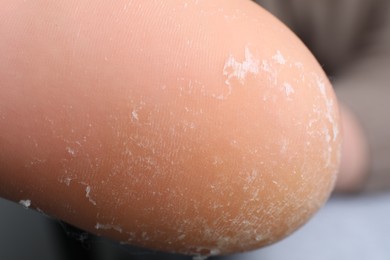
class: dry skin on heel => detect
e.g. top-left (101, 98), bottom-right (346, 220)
top-left (0, 0), bottom-right (341, 256)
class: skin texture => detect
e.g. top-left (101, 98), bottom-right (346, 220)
top-left (0, 0), bottom-right (341, 256)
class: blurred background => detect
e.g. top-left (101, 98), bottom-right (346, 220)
top-left (1, 0), bottom-right (389, 259)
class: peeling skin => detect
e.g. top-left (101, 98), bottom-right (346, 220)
top-left (221, 46), bottom-right (260, 99)
top-left (315, 75), bottom-right (339, 142)
top-left (84, 186), bottom-right (96, 205)
top-left (192, 248), bottom-right (221, 260)
top-left (78, 182), bottom-right (97, 206)
top-left (302, 71), bottom-right (340, 174)
top-left (66, 146), bottom-right (76, 156)
top-left (61, 54), bottom-right (340, 254)
top-left (131, 110), bottom-right (139, 121)
top-left (0, 0), bottom-right (341, 256)
top-left (63, 177), bottom-right (73, 186)
top-left (19, 199), bottom-right (31, 208)
top-left (59, 177), bottom-right (98, 205)
top-left (224, 46), bottom-right (260, 85)
top-left (272, 50), bottom-right (286, 65)
top-left (282, 82), bottom-right (294, 97)
top-left (222, 48), bottom-right (293, 102)
top-left (95, 223), bottom-right (123, 233)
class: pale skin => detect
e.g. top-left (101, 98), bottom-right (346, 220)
top-left (0, 0), bottom-right (367, 256)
